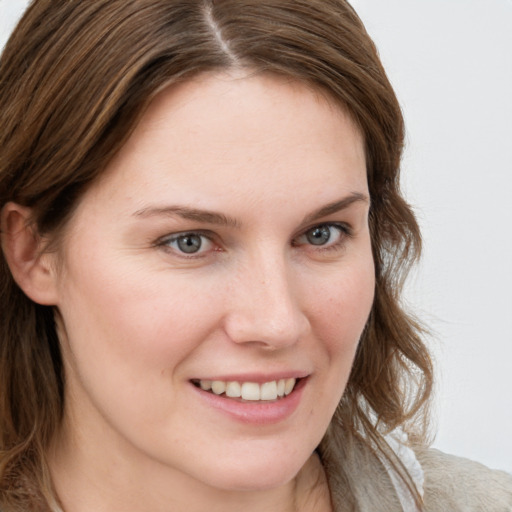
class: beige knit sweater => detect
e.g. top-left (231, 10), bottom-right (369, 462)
top-left (419, 448), bottom-right (512, 511)
top-left (322, 441), bottom-right (512, 511)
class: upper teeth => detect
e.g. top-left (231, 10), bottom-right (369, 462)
top-left (199, 378), bottom-right (296, 401)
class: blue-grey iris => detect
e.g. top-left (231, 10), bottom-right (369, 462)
top-left (177, 234), bottom-right (202, 253)
top-left (306, 226), bottom-right (331, 245)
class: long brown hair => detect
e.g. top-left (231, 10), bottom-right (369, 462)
top-left (0, 1), bottom-right (433, 510)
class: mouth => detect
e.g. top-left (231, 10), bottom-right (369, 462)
top-left (191, 378), bottom-right (300, 402)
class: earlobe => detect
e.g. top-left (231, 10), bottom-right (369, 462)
top-left (0, 202), bottom-right (59, 305)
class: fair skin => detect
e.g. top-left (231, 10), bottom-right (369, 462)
top-left (3, 72), bottom-right (374, 512)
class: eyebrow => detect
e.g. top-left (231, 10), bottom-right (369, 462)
top-left (133, 205), bottom-right (240, 228)
top-left (133, 192), bottom-right (369, 228)
top-left (301, 192), bottom-right (369, 224)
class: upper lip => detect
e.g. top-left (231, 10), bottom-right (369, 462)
top-left (191, 371), bottom-right (310, 383)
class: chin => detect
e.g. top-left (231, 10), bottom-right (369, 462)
top-left (206, 465), bottom-right (300, 492)
top-left (190, 444), bottom-right (313, 492)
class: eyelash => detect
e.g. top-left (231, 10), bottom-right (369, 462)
top-left (156, 223), bottom-right (352, 258)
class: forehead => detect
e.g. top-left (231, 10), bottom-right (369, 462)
top-left (70, 71), bottom-right (367, 227)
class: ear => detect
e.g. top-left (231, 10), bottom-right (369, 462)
top-left (0, 202), bottom-right (59, 305)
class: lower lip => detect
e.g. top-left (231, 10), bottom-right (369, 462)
top-left (190, 379), bottom-right (307, 425)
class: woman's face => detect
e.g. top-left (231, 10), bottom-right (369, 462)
top-left (51, 73), bottom-right (374, 492)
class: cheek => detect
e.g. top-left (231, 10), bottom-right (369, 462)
top-left (306, 252), bottom-right (375, 396)
top-left (309, 256), bottom-right (375, 346)
top-left (55, 258), bottom-right (230, 436)
top-left (56, 253), bottom-right (225, 377)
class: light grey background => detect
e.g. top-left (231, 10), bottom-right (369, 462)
top-left (350, 0), bottom-right (512, 473)
top-left (2, 0), bottom-right (511, 473)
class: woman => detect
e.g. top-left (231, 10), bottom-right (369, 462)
top-left (0, 1), bottom-right (510, 511)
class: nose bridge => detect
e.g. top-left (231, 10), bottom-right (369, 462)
top-left (225, 246), bottom-right (309, 348)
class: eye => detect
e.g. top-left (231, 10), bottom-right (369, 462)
top-left (159, 232), bottom-right (214, 256)
top-left (293, 223), bottom-right (349, 249)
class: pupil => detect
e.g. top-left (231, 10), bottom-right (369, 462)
top-left (177, 235), bottom-right (202, 253)
top-left (307, 226), bottom-right (331, 246)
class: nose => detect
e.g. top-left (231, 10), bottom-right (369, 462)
top-left (223, 252), bottom-right (311, 350)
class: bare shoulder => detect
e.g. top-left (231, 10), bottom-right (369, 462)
top-left (416, 448), bottom-right (512, 511)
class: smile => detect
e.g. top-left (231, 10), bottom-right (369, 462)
top-left (192, 378), bottom-right (298, 401)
